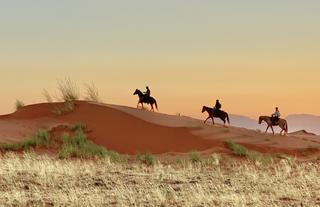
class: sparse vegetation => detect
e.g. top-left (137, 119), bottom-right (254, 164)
top-left (225, 140), bottom-right (248, 156)
top-left (57, 78), bottom-right (80, 102)
top-left (206, 153), bottom-right (220, 165)
top-left (0, 153), bottom-right (318, 206)
top-left (137, 153), bottom-right (156, 166)
top-left (84, 82), bottom-right (100, 102)
top-left (71, 122), bottom-right (87, 132)
top-left (0, 129), bottom-right (50, 151)
top-left (15, 100), bottom-right (25, 111)
top-left (53, 101), bottom-right (75, 115)
top-left (42, 89), bottom-right (53, 102)
top-left (58, 130), bottom-right (107, 159)
top-left (225, 140), bottom-right (273, 165)
top-left (189, 151), bottom-right (201, 163)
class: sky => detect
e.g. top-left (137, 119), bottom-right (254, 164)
top-left (0, 0), bottom-right (320, 119)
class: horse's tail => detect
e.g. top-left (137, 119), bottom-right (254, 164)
top-left (154, 100), bottom-right (158, 111)
top-left (285, 121), bottom-right (288, 133)
top-left (226, 113), bottom-right (230, 124)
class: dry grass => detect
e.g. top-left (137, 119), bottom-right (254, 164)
top-left (52, 101), bottom-right (75, 115)
top-left (42, 89), bottom-right (53, 103)
top-left (0, 153), bottom-right (318, 206)
top-left (15, 100), bottom-right (25, 111)
top-left (57, 78), bottom-right (80, 102)
top-left (84, 82), bottom-right (100, 102)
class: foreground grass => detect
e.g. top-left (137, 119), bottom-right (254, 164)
top-left (0, 153), bottom-right (318, 206)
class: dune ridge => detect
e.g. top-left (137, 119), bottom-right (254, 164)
top-left (0, 101), bottom-right (319, 157)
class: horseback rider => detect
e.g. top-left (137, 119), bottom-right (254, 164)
top-left (271, 107), bottom-right (281, 125)
top-left (144, 86), bottom-right (151, 97)
top-left (213, 99), bottom-right (222, 114)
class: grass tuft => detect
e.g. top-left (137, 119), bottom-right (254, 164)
top-left (84, 82), bottom-right (100, 102)
top-left (58, 130), bottom-right (107, 159)
top-left (225, 140), bottom-right (248, 156)
top-left (53, 101), bottom-right (75, 115)
top-left (137, 153), bottom-right (156, 166)
top-left (43, 89), bottom-right (53, 103)
top-left (15, 100), bottom-right (25, 111)
top-left (189, 151), bottom-right (202, 163)
top-left (71, 122), bottom-right (87, 132)
top-left (225, 140), bottom-right (273, 165)
top-left (57, 78), bottom-right (80, 102)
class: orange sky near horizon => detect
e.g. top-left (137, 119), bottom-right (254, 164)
top-left (0, 1), bottom-right (320, 119)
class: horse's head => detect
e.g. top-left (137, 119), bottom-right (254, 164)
top-left (133, 89), bottom-right (139, 95)
top-left (258, 116), bottom-right (263, 124)
top-left (201, 106), bottom-right (206, 113)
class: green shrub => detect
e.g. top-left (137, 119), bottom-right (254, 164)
top-left (225, 140), bottom-right (273, 165)
top-left (0, 129), bottom-right (50, 151)
top-left (58, 130), bottom-right (107, 159)
top-left (137, 153), bottom-right (156, 166)
top-left (189, 151), bottom-right (201, 163)
top-left (225, 140), bottom-right (248, 156)
top-left (71, 122), bottom-right (87, 132)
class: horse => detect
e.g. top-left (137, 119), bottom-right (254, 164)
top-left (201, 106), bottom-right (230, 125)
top-left (258, 116), bottom-right (288, 135)
top-left (133, 89), bottom-right (158, 111)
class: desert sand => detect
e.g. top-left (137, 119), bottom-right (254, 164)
top-left (0, 101), bottom-right (319, 157)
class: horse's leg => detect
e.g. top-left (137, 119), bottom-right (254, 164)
top-left (204, 117), bottom-right (210, 124)
top-left (211, 117), bottom-right (215, 125)
top-left (271, 126), bottom-right (275, 135)
top-left (280, 129), bottom-right (283, 135)
top-left (151, 104), bottom-right (154, 112)
top-left (265, 126), bottom-right (269, 133)
top-left (221, 117), bottom-right (226, 125)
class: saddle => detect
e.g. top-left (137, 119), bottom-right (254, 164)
top-left (212, 109), bottom-right (221, 116)
top-left (271, 117), bottom-right (280, 125)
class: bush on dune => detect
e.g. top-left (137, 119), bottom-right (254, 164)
top-left (57, 78), bottom-right (80, 102)
top-left (15, 100), bottom-right (25, 111)
top-left (0, 129), bottom-right (50, 151)
top-left (84, 82), bottom-right (100, 102)
top-left (225, 140), bottom-right (248, 156)
top-left (58, 130), bottom-right (107, 159)
top-left (53, 101), bottom-right (75, 115)
top-left (225, 140), bottom-right (273, 165)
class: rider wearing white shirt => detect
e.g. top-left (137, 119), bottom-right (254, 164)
top-left (271, 107), bottom-right (281, 124)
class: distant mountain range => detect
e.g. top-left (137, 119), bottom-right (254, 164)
top-left (214, 114), bottom-right (320, 135)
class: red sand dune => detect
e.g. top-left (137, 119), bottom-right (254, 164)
top-left (0, 101), bottom-right (319, 157)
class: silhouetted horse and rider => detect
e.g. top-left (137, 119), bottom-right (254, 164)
top-left (259, 107), bottom-right (288, 135)
top-left (132, 88), bottom-right (288, 135)
top-left (202, 100), bottom-right (230, 125)
top-left (133, 86), bottom-right (158, 111)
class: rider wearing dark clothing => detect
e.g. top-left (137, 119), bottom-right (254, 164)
top-left (213, 100), bottom-right (221, 114)
top-left (143, 86), bottom-right (151, 100)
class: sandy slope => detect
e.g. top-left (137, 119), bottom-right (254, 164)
top-left (0, 101), bottom-right (319, 157)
